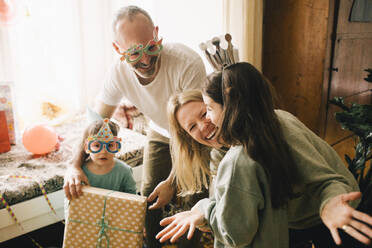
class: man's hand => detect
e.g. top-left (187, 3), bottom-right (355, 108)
top-left (113, 104), bottom-right (139, 130)
top-left (147, 180), bottom-right (176, 210)
top-left (63, 167), bottom-right (89, 200)
top-left (321, 192), bottom-right (372, 246)
top-left (156, 208), bottom-right (206, 243)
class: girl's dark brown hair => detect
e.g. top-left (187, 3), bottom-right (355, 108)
top-left (81, 120), bottom-right (120, 160)
top-left (204, 62), bottom-right (298, 208)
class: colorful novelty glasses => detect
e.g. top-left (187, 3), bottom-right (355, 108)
top-left (87, 140), bottom-right (121, 154)
top-left (119, 30), bottom-right (163, 64)
top-left (86, 118), bottom-right (122, 154)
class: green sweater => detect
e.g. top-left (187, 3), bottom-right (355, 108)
top-left (195, 110), bottom-right (359, 248)
top-left (82, 158), bottom-right (137, 194)
top-left (277, 110), bottom-right (359, 228)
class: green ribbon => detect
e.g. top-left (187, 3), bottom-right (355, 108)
top-left (96, 193), bottom-right (111, 248)
top-left (68, 191), bottom-right (143, 248)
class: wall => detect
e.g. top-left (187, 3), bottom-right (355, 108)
top-left (262, 0), bottom-right (330, 135)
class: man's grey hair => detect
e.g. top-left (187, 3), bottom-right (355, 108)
top-left (112, 5), bottom-right (154, 33)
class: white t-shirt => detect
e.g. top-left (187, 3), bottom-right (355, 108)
top-left (99, 43), bottom-right (206, 137)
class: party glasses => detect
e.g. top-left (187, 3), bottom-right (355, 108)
top-left (87, 140), bottom-right (121, 154)
top-left (120, 31), bottom-right (163, 64)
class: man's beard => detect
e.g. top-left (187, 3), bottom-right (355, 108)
top-left (133, 55), bottom-right (159, 79)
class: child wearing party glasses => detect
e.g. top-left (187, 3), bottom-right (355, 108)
top-left (77, 118), bottom-right (136, 194)
top-left (64, 118), bottom-right (137, 221)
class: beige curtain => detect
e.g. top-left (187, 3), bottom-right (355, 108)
top-left (0, 28), bottom-right (13, 82)
top-left (223, 0), bottom-right (263, 71)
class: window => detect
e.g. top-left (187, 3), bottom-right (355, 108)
top-left (0, 0), bottom-right (222, 130)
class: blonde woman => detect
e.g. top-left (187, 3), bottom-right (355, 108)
top-left (167, 90), bottom-right (225, 196)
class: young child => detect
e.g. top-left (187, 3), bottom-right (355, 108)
top-left (79, 118), bottom-right (137, 193)
top-left (64, 118), bottom-right (137, 218)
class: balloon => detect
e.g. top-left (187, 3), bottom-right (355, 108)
top-left (0, 0), bottom-right (16, 26)
top-left (22, 124), bottom-right (58, 155)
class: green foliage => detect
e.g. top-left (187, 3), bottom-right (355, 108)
top-left (364, 68), bottom-right (372, 83)
top-left (329, 69), bottom-right (372, 203)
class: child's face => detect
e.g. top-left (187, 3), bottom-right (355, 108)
top-left (202, 94), bottom-right (223, 128)
top-left (89, 147), bottom-right (115, 165)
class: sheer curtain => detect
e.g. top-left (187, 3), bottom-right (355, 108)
top-left (8, 0), bottom-right (85, 127)
top-left (1, 0), bottom-right (115, 128)
top-left (0, 0), bottom-right (223, 130)
top-left (223, 0), bottom-right (263, 70)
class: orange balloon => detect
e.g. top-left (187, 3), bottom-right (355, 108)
top-left (22, 124), bottom-right (58, 155)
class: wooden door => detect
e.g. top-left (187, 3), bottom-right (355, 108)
top-left (323, 0), bottom-right (372, 159)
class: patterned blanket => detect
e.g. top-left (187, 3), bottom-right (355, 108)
top-left (0, 115), bottom-right (146, 208)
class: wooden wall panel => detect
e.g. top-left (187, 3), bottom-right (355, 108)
top-left (323, 0), bottom-right (372, 157)
top-left (329, 38), bottom-right (372, 99)
top-left (336, 0), bottom-right (372, 34)
top-left (263, 0), bottom-right (371, 167)
top-left (332, 136), bottom-right (357, 167)
top-left (262, 0), bottom-right (330, 135)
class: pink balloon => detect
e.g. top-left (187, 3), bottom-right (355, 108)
top-left (0, 0), bottom-right (16, 26)
top-left (22, 124), bottom-right (58, 155)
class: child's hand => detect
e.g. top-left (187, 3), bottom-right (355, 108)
top-left (63, 167), bottom-right (89, 200)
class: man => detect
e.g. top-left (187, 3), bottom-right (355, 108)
top-left (63, 5), bottom-right (207, 248)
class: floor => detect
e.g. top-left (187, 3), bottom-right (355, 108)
top-left (0, 221), bottom-right (65, 248)
top-left (0, 222), bottom-right (213, 248)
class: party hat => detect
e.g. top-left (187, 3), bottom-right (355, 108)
top-left (86, 107), bottom-right (103, 124)
top-left (96, 118), bottom-right (114, 142)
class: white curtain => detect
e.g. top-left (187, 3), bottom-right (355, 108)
top-left (223, 0), bottom-right (263, 70)
top-left (0, 0), bottom-right (223, 130)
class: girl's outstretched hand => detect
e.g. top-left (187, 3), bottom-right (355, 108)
top-left (321, 192), bottom-right (372, 246)
top-left (156, 208), bottom-right (206, 243)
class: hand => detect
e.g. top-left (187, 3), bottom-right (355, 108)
top-left (156, 208), bottom-right (206, 243)
top-left (63, 167), bottom-right (89, 200)
top-left (147, 180), bottom-right (175, 210)
top-left (113, 104), bottom-right (138, 130)
top-left (321, 192), bottom-right (372, 245)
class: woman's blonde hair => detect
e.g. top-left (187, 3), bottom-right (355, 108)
top-left (167, 90), bottom-right (212, 196)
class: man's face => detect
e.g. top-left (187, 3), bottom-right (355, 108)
top-left (115, 14), bottom-right (161, 79)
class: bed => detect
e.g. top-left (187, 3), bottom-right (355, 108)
top-left (0, 114), bottom-right (147, 242)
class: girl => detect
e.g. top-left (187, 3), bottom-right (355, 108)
top-left (157, 62), bottom-right (372, 247)
top-left (68, 118), bottom-right (136, 194)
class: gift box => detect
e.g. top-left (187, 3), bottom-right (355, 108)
top-left (0, 84), bottom-right (16, 144)
top-left (63, 186), bottom-right (147, 248)
top-left (0, 111), bottom-right (11, 153)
